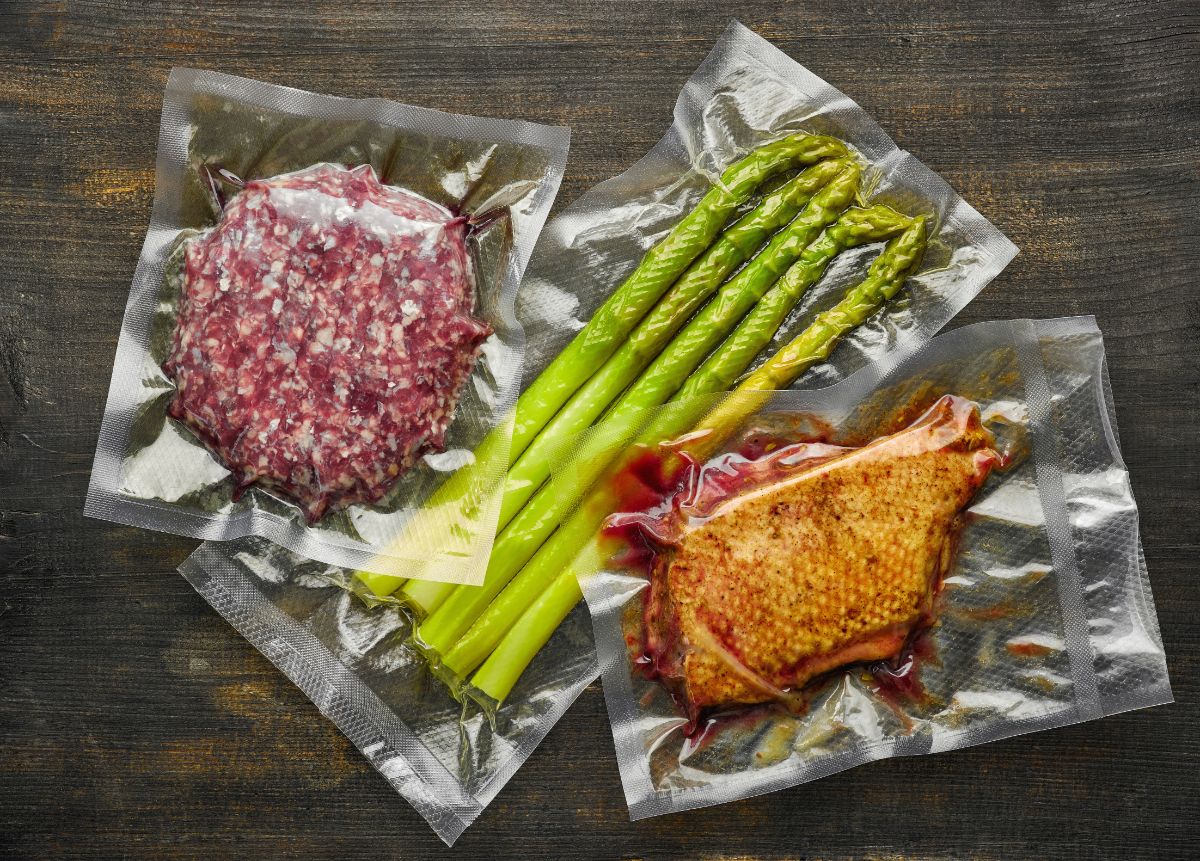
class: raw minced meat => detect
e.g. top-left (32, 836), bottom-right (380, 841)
top-left (163, 163), bottom-right (491, 522)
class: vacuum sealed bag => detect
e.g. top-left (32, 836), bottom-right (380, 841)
top-left (86, 68), bottom-right (570, 582)
top-left (178, 21), bottom-right (1023, 844)
top-left (576, 317), bottom-right (1171, 818)
top-left (179, 537), bottom-right (595, 846)
top-left (354, 18), bottom-right (1018, 670)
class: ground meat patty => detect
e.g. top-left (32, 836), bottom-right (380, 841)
top-left (164, 163), bottom-right (491, 522)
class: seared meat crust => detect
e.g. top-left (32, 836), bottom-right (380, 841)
top-left (649, 395), bottom-right (998, 709)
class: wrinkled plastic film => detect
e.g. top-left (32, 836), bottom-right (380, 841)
top-left (180, 538), bottom-right (596, 847)
top-left (176, 20), bottom-right (1028, 842)
top-left (87, 68), bottom-right (570, 584)
top-left (516, 21), bottom-right (1016, 395)
top-left (579, 317), bottom-right (1170, 818)
top-left (1025, 319), bottom-right (1171, 714)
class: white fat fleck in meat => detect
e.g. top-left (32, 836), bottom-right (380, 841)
top-left (400, 299), bottom-right (421, 320)
top-left (419, 227), bottom-right (442, 259)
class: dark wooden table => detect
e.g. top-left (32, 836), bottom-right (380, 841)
top-left (2, 2), bottom-right (1197, 858)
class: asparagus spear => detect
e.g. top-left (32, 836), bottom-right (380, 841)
top-left (467, 569), bottom-right (587, 705)
top-left (398, 158), bottom-right (854, 616)
top-left (413, 167), bottom-right (863, 652)
top-left (696, 216), bottom-right (928, 448)
top-left (470, 217), bottom-right (928, 702)
top-left (508, 133), bottom-right (848, 456)
top-left (440, 206), bottom-right (912, 677)
top-left (357, 134), bottom-right (847, 601)
top-left (494, 158), bottom-right (850, 529)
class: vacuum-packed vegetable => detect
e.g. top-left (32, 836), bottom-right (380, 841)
top-left (179, 21), bottom-right (1022, 844)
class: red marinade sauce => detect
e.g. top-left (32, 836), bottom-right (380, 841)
top-left (868, 624), bottom-right (940, 718)
top-left (601, 446), bottom-right (693, 570)
top-left (1006, 640), bottom-right (1055, 658)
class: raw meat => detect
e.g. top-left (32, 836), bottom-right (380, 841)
top-left (164, 163), bottom-right (491, 522)
top-left (644, 395), bottom-right (999, 710)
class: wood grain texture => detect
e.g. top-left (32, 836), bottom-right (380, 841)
top-left (1, 1), bottom-right (1197, 858)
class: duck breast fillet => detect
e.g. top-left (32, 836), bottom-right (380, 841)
top-left (645, 395), bottom-right (999, 710)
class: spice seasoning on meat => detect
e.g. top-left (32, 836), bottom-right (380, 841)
top-left (610, 395), bottom-right (999, 716)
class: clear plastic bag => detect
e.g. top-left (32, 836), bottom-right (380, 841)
top-left (578, 317), bottom-right (1171, 818)
top-left (178, 22), bottom-right (1025, 843)
top-left (179, 537), bottom-right (595, 846)
top-left (86, 68), bottom-right (570, 582)
top-left (516, 21), bottom-right (1018, 395)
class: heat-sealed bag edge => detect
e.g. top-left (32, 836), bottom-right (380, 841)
top-left (180, 543), bottom-right (481, 845)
